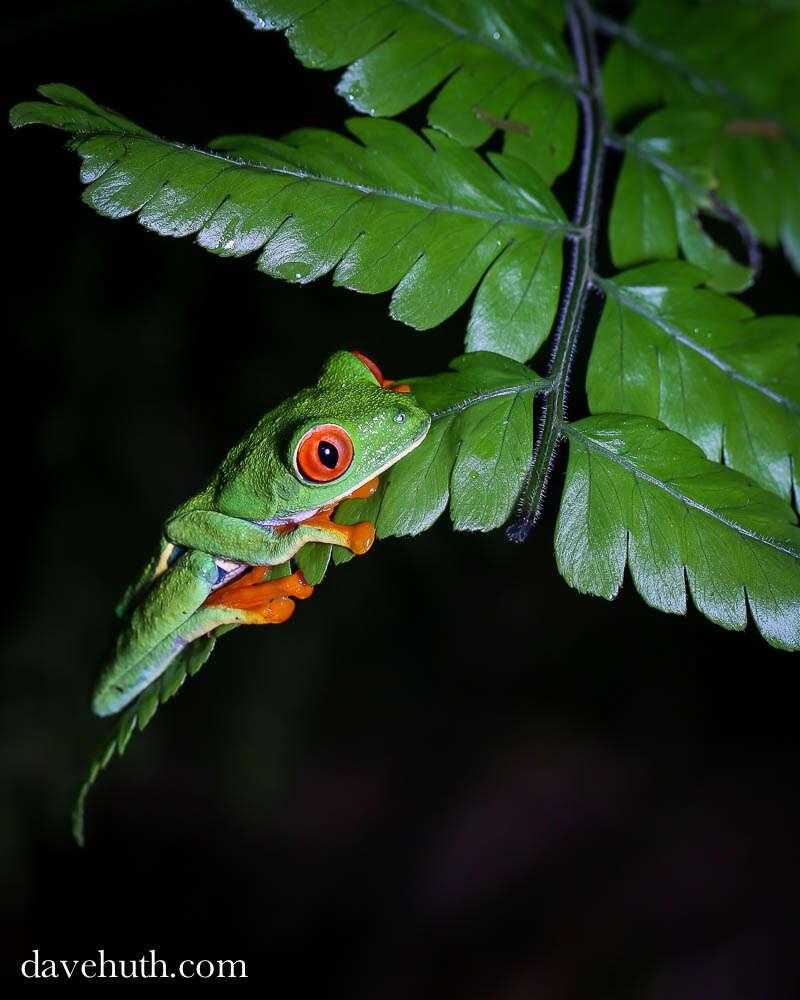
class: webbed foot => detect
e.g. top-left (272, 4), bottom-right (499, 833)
top-left (202, 566), bottom-right (313, 624)
top-left (295, 475), bottom-right (379, 556)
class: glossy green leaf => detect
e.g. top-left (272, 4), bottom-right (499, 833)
top-left (557, 415), bottom-right (800, 651)
top-left (609, 151), bottom-right (677, 267)
top-left (294, 539), bottom-right (332, 586)
top-left (589, 263), bottom-right (800, 505)
top-left (373, 352), bottom-right (543, 536)
top-left (235, 0), bottom-right (578, 174)
top-left (10, 84), bottom-right (569, 362)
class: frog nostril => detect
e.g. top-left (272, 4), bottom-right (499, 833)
top-left (394, 412), bottom-right (406, 423)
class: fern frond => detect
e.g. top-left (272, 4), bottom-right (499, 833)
top-left (11, 84), bottom-right (569, 362)
top-left (557, 415), bottom-right (800, 651)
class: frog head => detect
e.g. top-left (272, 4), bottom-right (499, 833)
top-left (207, 351), bottom-right (431, 522)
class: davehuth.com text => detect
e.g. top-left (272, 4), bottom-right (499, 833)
top-left (21, 949), bottom-right (247, 979)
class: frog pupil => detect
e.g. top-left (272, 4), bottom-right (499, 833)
top-left (318, 441), bottom-right (338, 469)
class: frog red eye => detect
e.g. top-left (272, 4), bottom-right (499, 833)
top-left (350, 351), bottom-right (384, 385)
top-left (295, 425), bottom-right (354, 483)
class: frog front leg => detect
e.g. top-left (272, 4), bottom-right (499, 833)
top-left (164, 507), bottom-right (374, 566)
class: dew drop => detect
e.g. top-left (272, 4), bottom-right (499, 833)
top-left (492, 30), bottom-right (501, 40)
top-left (295, 272), bottom-right (302, 279)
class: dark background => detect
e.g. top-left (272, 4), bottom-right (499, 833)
top-left (3, 1), bottom-right (799, 993)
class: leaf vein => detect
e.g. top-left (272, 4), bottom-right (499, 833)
top-left (569, 425), bottom-right (800, 560)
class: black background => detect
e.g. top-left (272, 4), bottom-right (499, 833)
top-left (3, 1), bottom-right (799, 993)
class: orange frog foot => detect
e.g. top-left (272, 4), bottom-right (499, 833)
top-left (303, 475), bottom-right (380, 556)
top-left (202, 566), bottom-right (314, 624)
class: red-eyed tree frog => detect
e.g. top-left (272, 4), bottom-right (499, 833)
top-left (91, 351), bottom-right (431, 717)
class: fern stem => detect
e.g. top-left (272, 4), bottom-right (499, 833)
top-left (507, 0), bottom-right (606, 542)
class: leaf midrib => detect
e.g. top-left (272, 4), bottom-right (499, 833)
top-left (596, 277), bottom-right (800, 414)
top-left (79, 129), bottom-right (579, 235)
top-left (567, 422), bottom-right (800, 560)
top-left (422, 377), bottom-right (547, 422)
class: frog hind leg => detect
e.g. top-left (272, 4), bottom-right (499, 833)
top-left (93, 566), bottom-right (314, 717)
top-left (92, 549), bottom-right (219, 716)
